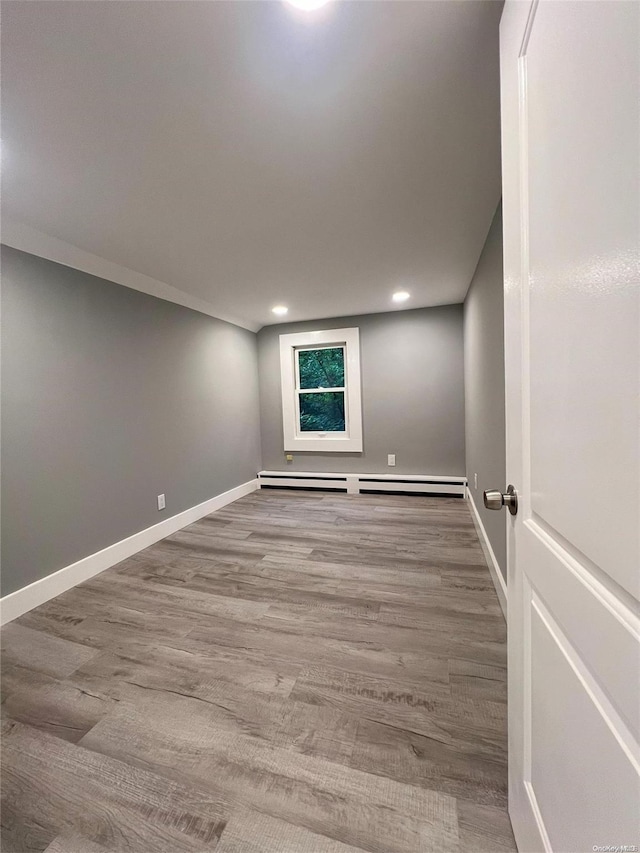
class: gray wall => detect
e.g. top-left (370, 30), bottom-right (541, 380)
top-left (1, 246), bottom-right (261, 596)
top-left (258, 306), bottom-right (465, 475)
top-left (463, 204), bottom-right (506, 578)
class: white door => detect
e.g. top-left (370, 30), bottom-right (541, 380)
top-left (499, 2), bottom-right (640, 851)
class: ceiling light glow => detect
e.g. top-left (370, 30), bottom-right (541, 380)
top-left (272, 305), bottom-right (289, 316)
top-left (392, 291), bottom-right (410, 303)
top-left (284, 0), bottom-right (332, 11)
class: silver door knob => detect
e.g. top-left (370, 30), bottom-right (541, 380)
top-left (483, 484), bottom-right (518, 516)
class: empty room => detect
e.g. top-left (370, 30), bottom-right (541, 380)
top-left (0, 1), bottom-right (638, 852)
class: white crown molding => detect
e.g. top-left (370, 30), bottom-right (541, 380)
top-left (466, 486), bottom-right (507, 619)
top-left (1, 217), bottom-right (259, 332)
top-left (0, 478), bottom-right (258, 625)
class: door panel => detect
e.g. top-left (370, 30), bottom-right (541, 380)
top-left (526, 0), bottom-right (639, 597)
top-left (500, 2), bottom-right (640, 850)
top-left (526, 526), bottom-right (639, 740)
top-left (531, 601), bottom-right (639, 852)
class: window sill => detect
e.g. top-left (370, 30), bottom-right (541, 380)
top-left (284, 436), bottom-right (363, 453)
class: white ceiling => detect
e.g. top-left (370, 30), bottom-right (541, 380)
top-left (1, 0), bottom-right (503, 331)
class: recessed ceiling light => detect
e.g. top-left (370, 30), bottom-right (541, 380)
top-left (392, 291), bottom-right (410, 303)
top-left (272, 305), bottom-right (289, 316)
top-left (284, 0), bottom-right (332, 11)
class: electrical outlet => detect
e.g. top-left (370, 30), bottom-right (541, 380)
top-left (387, 454), bottom-right (396, 467)
top-left (474, 473), bottom-right (478, 489)
top-left (286, 454), bottom-right (294, 462)
top-left (157, 493), bottom-right (166, 511)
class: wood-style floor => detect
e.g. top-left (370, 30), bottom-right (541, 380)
top-left (1, 490), bottom-right (516, 853)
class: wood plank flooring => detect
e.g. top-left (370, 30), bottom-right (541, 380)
top-left (1, 490), bottom-right (516, 852)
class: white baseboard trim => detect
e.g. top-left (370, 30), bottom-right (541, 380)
top-left (0, 478), bottom-right (258, 626)
top-left (466, 487), bottom-right (507, 620)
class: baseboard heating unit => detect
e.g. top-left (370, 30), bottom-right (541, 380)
top-left (257, 471), bottom-right (467, 498)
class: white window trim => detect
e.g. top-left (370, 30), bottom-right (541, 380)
top-left (279, 327), bottom-right (363, 453)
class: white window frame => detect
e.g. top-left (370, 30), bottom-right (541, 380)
top-left (279, 327), bottom-right (362, 452)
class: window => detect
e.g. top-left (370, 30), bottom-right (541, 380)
top-left (279, 327), bottom-right (362, 452)
top-left (297, 346), bottom-right (345, 432)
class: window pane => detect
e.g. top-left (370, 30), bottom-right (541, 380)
top-left (299, 392), bottom-right (345, 432)
top-left (298, 347), bottom-right (344, 389)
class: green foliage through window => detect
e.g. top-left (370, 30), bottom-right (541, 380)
top-left (297, 347), bottom-right (345, 390)
top-left (299, 392), bottom-right (345, 432)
